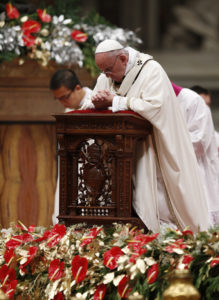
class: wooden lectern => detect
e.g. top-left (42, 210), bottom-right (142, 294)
top-left (54, 111), bottom-right (152, 229)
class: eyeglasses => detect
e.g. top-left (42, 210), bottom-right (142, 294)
top-left (54, 90), bottom-right (73, 101)
top-left (102, 55), bottom-right (119, 75)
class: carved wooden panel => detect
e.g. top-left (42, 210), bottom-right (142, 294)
top-left (54, 112), bottom-right (152, 229)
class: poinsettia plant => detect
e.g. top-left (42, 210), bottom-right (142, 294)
top-left (0, 222), bottom-right (218, 299)
top-left (0, 1), bottom-right (142, 76)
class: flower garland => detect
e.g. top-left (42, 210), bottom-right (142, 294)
top-left (0, 2), bottom-right (142, 76)
top-left (0, 222), bottom-right (218, 299)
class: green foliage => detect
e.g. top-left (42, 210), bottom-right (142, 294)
top-left (46, 0), bottom-right (82, 23)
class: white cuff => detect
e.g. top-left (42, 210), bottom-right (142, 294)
top-left (112, 96), bottom-right (129, 112)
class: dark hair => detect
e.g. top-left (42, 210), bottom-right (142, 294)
top-left (50, 69), bottom-right (81, 90)
top-left (190, 85), bottom-right (210, 95)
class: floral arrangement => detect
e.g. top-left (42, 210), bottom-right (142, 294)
top-left (0, 221), bottom-right (218, 299)
top-left (0, 1), bottom-right (142, 76)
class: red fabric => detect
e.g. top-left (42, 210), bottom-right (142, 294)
top-left (171, 82), bottom-right (183, 96)
top-left (66, 109), bottom-right (139, 116)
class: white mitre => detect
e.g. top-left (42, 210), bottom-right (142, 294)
top-left (95, 39), bottom-right (124, 54)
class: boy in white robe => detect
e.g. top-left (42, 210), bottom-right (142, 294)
top-left (81, 39), bottom-right (210, 233)
top-left (172, 83), bottom-right (219, 225)
top-left (50, 69), bottom-right (92, 224)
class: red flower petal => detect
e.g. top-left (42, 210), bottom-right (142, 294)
top-left (33, 230), bottom-right (50, 243)
top-left (1, 279), bottom-right (17, 298)
top-left (210, 256), bottom-right (219, 268)
top-left (72, 255), bottom-right (88, 283)
top-left (118, 276), bottom-right (132, 299)
top-left (49, 259), bottom-right (65, 281)
top-left (129, 248), bottom-right (147, 264)
top-left (22, 20), bottom-right (41, 33)
top-left (6, 3), bottom-right (20, 19)
top-left (71, 30), bottom-right (88, 42)
top-left (37, 9), bottom-right (52, 23)
top-left (182, 230), bottom-right (193, 237)
top-left (19, 246), bottom-right (38, 272)
top-left (53, 292), bottom-right (65, 300)
top-left (28, 225), bottom-right (36, 232)
top-left (47, 224), bottom-right (66, 248)
top-left (80, 227), bottom-right (102, 247)
top-left (103, 246), bottom-right (124, 270)
top-left (0, 265), bottom-right (16, 285)
top-left (128, 233), bottom-right (158, 252)
top-left (182, 255), bottom-right (194, 268)
top-left (147, 263), bottom-right (159, 284)
top-left (165, 239), bottom-right (187, 253)
top-left (4, 249), bottom-right (15, 265)
top-left (6, 233), bottom-right (33, 249)
top-left (93, 283), bottom-right (106, 300)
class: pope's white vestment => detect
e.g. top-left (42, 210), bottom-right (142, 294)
top-left (173, 86), bottom-right (219, 225)
top-left (82, 47), bottom-right (210, 233)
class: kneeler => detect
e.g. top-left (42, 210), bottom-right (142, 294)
top-left (54, 110), bottom-right (152, 230)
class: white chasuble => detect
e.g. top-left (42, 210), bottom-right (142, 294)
top-left (82, 50), bottom-right (210, 233)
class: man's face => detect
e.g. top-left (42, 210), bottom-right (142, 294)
top-left (52, 85), bottom-right (82, 109)
top-left (95, 52), bottom-right (127, 82)
top-left (200, 93), bottom-right (211, 106)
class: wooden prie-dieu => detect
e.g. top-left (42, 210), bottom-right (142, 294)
top-left (54, 110), bottom-right (152, 229)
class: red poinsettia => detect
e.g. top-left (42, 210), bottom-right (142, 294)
top-left (16, 221), bottom-right (36, 233)
top-left (47, 224), bottom-right (66, 248)
top-left (6, 3), bottom-right (20, 19)
top-left (80, 227), bottom-right (102, 247)
top-left (21, 20), bottom-right (41, 33)
top-left (34, 224), bottom-right (66, 248)
top-left (53, 292), bottom-right (65, 300)
top-left (72, 255), bottom-right (88, 283)
top-left (128, 233), bottom-right (159, 252)
top-left (129, 247), bottom-right (147, 264)
top-left (146, 263), bottom-right (159, 284)
top-left (182, 230), bottom-right (193, 237)
top-left (118, 276), bottom-right (132, 299)
top-left (1, 279), bottom-right (17, 299)
top-left (93, 283), bottom-right (106, 300)
top-left (103, 246), bottom-right (124, 270)
top-left (22, 32), bottom-right (36, 47)
top-left (182, 254), bottom-right (194, 269)
top-left (49, 259), bottom-right (65, 281)
top-left (165, 239), bottom-right (187, 253)
top-left (71, 30), bottom-right (88, 42)
top-left (0, 264), bottom-right (17, 298)
top-left (210, 256), bottom-right (219, 268)
top-left (6, 233), bottom-right (33, 249)
top-left (4, 249), bottom-right (15, 265)
top-left (37, 9), bottom-right (52, 23)
top-left (33, 229), bottom-right (51, 243)
top-left (0, 265), bottom-right (16, 285)
top-left (19, 246), bottom-right (38, 272)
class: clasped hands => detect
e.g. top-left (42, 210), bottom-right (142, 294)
top-left (91, 90), bottom-right (114, 110)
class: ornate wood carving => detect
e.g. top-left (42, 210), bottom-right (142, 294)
top-left (54, 112), bottom-right (152, 229)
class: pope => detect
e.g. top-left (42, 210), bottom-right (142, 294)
top-left (81, 39), bottom-right (210, 233)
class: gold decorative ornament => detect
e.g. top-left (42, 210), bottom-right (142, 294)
top-left (163, 269), bottom-right (201, 300)
top-left (128, 292), bottom-right (145, 299)
top-left (0, 289), bottom-right (8, 300)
